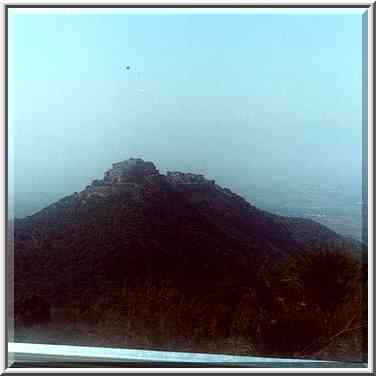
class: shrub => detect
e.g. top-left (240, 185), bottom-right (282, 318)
top-left (285, 248), bottom-right (361, 316)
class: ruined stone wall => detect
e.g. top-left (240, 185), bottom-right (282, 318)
top-left (166, 171), bottom-right (214, 186)
top-left (104, 159), bottom-right (159, 185)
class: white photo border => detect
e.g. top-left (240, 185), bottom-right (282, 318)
top-left (1, 1), bottom-right (373, 373)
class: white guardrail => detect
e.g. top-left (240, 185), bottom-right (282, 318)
top-left (8, 342), bottom-right (367, 367)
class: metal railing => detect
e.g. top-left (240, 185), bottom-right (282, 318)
top-left (8, 342), bottom-right (367, 368)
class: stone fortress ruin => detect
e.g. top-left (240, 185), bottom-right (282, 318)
top-left (81, 158), bottom-right (160, 200)
top-left (88, 158), bottom-right (216, 187)
top-left (80, 158), bottom-right (225, 202)
top-left (165, 171), bottom-right (215, 186)
top-left (104, 158), bottom-right (159, 185)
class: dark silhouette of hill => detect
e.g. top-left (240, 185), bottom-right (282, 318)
top-left (12, 159), bottom-right (367, 361)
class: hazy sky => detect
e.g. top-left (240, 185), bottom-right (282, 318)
top-left (8, 8), bottom-right (365, 219)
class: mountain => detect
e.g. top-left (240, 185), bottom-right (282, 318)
top-left (12, 158), bottom-right (367, 361)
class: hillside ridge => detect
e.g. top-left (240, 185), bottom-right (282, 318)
top-left (13, 158), bottom-right (366, 361)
